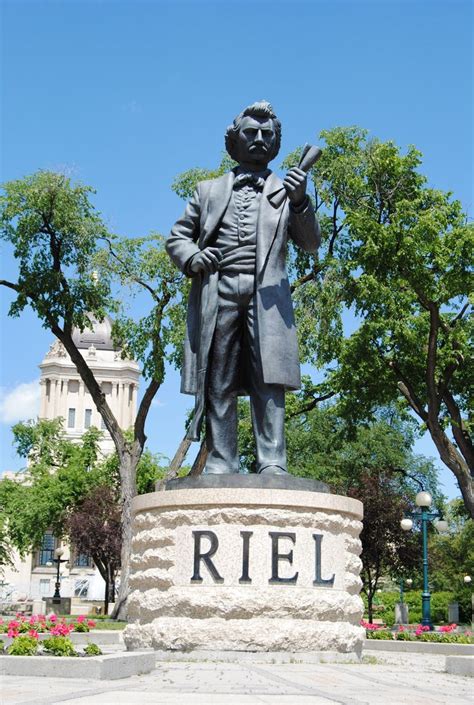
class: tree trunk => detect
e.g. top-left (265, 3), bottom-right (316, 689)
top-left (104, 574), bottom-right (109, 616)
top-left (189, 441), bottom-right (207, 476)
top-left (111, 446), bottom-right (139, 620)
top-left (427, 421), bottom-right (474, 519)
top-left (367, 595), bottom-right (373, 623)
top-left (156, 434), bottom-right (192, 490)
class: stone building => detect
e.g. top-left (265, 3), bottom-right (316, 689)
top-left (1, 316), bottom-right (139, 612)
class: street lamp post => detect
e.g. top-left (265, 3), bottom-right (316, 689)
top-left (401, 490), bottom-right (448, 629)
top-left (51, 547), bottom-right (67, 604)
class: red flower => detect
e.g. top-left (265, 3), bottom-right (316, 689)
top-left (87, 620), bottom-right (96, 628)
top-left (28, 629), bottom-right (39, 639)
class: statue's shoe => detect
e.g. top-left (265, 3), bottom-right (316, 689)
top-left (258, 465), bottom-right (289, 475)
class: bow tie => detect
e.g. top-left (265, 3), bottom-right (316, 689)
top-left (233, 172), bottom-right (266, 190)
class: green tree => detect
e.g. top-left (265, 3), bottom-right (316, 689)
top-left (0, 419), bottom-right (167, 612)
top-left (0, 420), bottom-right (108, 555)
top-left (0, 171), bottom-right (187, 617)
top-left (428, 499), bottom-right (474, 622)
top-left (283, 128), bottom-right (472, 515)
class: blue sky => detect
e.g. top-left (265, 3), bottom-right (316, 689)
top-left (0, 0), bottom-right (472, 499)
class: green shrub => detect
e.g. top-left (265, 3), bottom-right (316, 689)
top-left (7, 635), bottom-right (39, 655)
top-left (83, 642), bottom-right (102, 656)
top-left (366, 629), bottom-right (393, 640)
top-left (395, 630), bottom-right (415, 641)
top-left (363, 591), bottom-right (456, 626)
top-left (72, 622), bottom-right (91, 633)
top-left (43, 636), bottom-right (77, 657)
top-left (0, 638), bottom-right (4, 652)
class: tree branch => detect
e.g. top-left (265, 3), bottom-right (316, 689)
top-left (442, 389), bottom-right (474, 473)
top-left (287, 391), bottom-right (336, 419)
top-left (0, 279), bottom-right (21, 293)
top-left (426, 303), bottom-right (441, 421)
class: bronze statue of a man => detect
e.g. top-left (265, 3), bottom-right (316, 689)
top-left (166, 101), bottom-right (320, 475)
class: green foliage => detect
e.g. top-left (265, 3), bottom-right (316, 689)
top-left (362, 591), bottom-right (457, 626)
top-left (0, 512), bottom-right (14, 572)
top-left (0, 421), bottom-right (113, 556)
top-left (366, 629), bottom-right (393, 640)
top-left (7, 635), bottom-right (39, 655)
top-left (83, 642), bottom-right (102, 656)
top-left (428, 499), bottom-right (474, 622)
top-left (171, 153), bottom-right (237, 201)
top-left (42, 636), bottom-right (77, 657)
top-left (99, 442), bottom-right (169, 495)
top-left (0, 170), bottom-right (113, 331)
top-left (93, 233), bottom-right (187, 382)
top-left (395, 630), bottom-right (415, 641)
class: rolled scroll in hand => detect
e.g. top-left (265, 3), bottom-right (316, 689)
top-left (268, 143), bottom-right (322, 209)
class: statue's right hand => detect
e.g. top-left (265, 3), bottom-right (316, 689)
top-left (189, 247), bottom-right (222, 274)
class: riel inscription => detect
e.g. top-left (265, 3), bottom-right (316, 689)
top-left (187, 529), bottom-right (336, 587)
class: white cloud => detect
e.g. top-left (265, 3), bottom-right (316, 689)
top-left (0, 380), bottom-right (41, 424)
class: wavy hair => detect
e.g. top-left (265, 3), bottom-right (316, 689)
top-left (225, 101), bottom-right (281, 162)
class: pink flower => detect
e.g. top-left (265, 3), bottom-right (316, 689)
top-left (439, 623), bottom-right (457, 633)
top-left (7, 628), bottom-right (19, 638)
top-left (49, 623), bottom-right (73, 637)
top-left (48, 613), bottom-right (57, 622)
top-left (87, 620), bottom-right (96, 628)
top-left (76, 615), bottom-right (86, 623)
top-left (28, 629), bottom-right (39, 639)
top-left (398, 625), bottom-right (406, 632)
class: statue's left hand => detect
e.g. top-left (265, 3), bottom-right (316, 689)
top-left (283, 167), bottom-right (307, 207)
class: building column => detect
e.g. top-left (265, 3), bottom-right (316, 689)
top-left (77, 381), bottom-right (85, 431)
top-left (59, 380), bottom-right (69, 425)
top-left (117, 382), bottom-right (125, 428)
top-left (131, 384), bottom-right (138, 425)
top-left (39, 379), bottom-right (48, 418)
top-left (51, 379), bottom-right (59, 418)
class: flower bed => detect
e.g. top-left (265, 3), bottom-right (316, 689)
top-left (361, 620), bottom-right (474, 644)
top-left (0, 614), bottom-right (101, 657)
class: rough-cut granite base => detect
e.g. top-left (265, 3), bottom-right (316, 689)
top-left (124, 479), bottom-right (364, 654)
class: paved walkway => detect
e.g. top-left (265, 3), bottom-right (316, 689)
top-left (2, 651), bottom-right (472, 705)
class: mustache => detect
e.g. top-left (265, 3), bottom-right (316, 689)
top-left (249, 144), bottom-right (268, 151)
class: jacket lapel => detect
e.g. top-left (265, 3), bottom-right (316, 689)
top-left (199, 172), bottom-right (234, 248)
top-left (257, 171), bottom-right (286, 274)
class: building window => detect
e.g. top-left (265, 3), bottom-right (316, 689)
top-left (36, 531), bottom-right (57, 566)
top-left (74, 578), bottom-right (89, 598)
top-left (39, 579), bottom-right (51, 596)
top-left (84, 409), bottom-right (92, 428)
top-left (73, 552), bottom-right (93, 568)
top-left (68, 408), bottom-right (76, 428)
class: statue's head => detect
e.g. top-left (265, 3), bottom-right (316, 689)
top-left (225, 101), bottom-right (281, 168)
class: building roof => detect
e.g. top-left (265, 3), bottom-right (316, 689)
top-left (71, 315), bottom-right (116, 350)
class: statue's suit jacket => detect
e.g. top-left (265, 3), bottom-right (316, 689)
top-left (166, 169), bottom-right (320, 440)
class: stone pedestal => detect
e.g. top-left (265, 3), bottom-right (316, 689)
top-left (448, 602), bottom-right (459, 624)
top-left (395, 602), bottom-right (409, 625)
top-left (43, 597), bottom-right (71, 615)
top-left (124, 476), bottom-right (364, 655)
